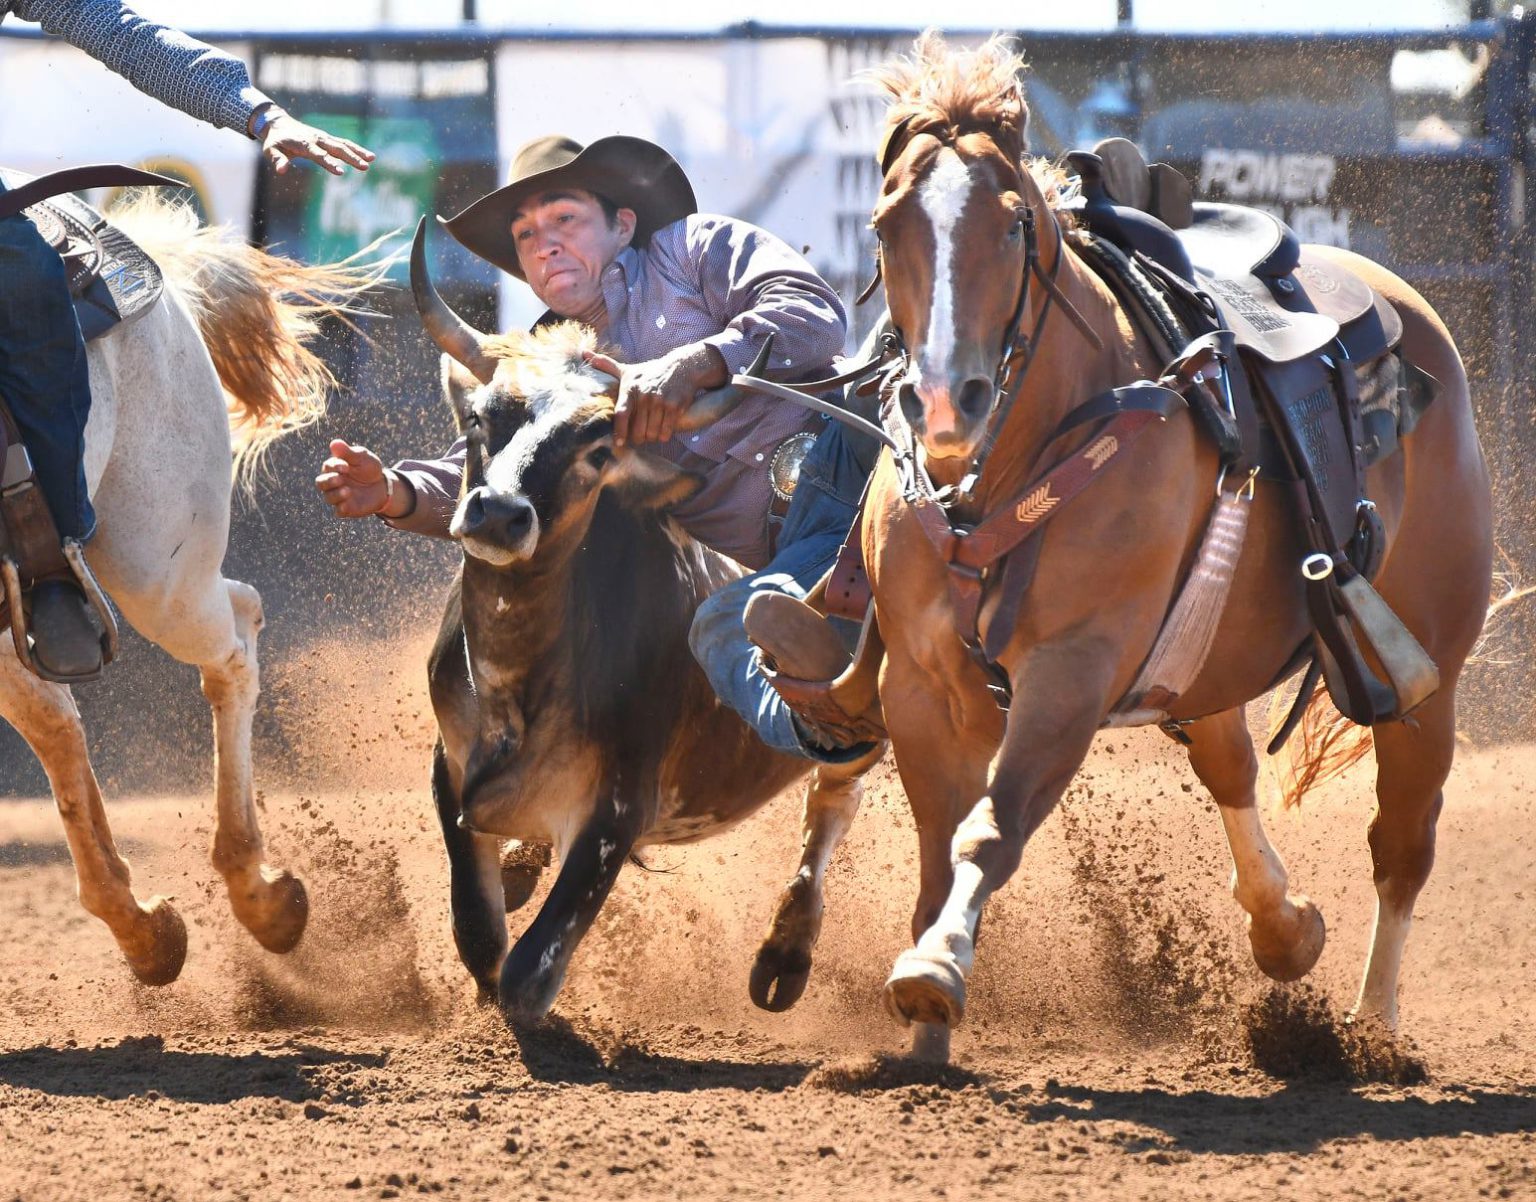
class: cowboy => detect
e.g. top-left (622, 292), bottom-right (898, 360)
top-left (317, 134), bottom-right (883, 761)
top-left (0, 0), bottom-right (374, 682)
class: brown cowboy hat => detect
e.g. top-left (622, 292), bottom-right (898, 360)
top-left (440, 134), bottom-right (697, 279)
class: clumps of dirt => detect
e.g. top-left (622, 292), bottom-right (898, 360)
top-left (804, 1052), bottom-right (980, 1093)
top-left (1242, 985), bottom-right (1427, 1085)
top-left (232, 818), bottom-right (439, 1032)
top-left (1055, 788), bottom-right (1241, 1044)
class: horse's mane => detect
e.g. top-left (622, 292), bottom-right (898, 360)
top-left (864, 31), bottom-right (1070, 209)
top-left (106, 190), bottom-right (385, 492)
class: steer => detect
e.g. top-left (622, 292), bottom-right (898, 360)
top-left (411, 229), bottom-right (878, 1022)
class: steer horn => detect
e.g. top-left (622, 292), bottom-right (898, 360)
top-left (411, 217), bottom-right (498, 385)
top-left (674, 336), bottom-right (776, 433)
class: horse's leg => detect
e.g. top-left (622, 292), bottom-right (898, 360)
top-left (750, 743), bottom-right (882, 1012)
top-left (1185, 706), bottom-right (1326, 981)
top-left (880, 648), bottom-right (1055, 1061)
top-left (432, 740), bottom-right (508, 1002)
top-left (1351, 685), bottom-right (1459, 1028)
top-left (107, 573), bottom-right (306, 953)
top-left (0, 645), bottom-right (186, 983)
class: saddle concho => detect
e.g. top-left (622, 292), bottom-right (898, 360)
top-left (769, 430), bottom-right (818, 503)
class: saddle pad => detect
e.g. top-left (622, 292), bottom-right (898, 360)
top-left (0, 167), bottom-right (164, 342)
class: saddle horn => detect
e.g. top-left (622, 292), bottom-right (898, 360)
top-left (410, 217), bottom-right (498, 385)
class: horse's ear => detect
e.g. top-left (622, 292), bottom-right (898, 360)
top-left (1000, 80), bottom-right (1029, 160)
top-left (440, 353), bottom-right (481, 431)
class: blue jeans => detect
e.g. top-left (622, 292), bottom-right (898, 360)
top-left (0, 182), bottom-right (96, 541)
top-left (689, 419), bottom-right (873, 762)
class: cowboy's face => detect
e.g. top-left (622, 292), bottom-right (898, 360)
top-left (511, 189), bottom-right (637, 318)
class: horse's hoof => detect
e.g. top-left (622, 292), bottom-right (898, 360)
top-left (242, 870), bottom-right (309, 955)
top-left (911, 1022), bottom-right (952, 1064)
top-left (122, 898), bottom-right (188, 987)
top-left (749, 941), bottom-right (813, 1012)
top-left (1250, 895), bottom-right (1326, 983)
top-left (884, 948), bottom-right (966, 1028)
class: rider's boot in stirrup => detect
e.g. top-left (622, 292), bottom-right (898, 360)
top-left (27, 576), bottom-right (104, 682)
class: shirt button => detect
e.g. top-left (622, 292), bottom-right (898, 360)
top-left (690, 435), bottom-right (700, 443)
top-left (783, 357), bottom-right (793, 366)
top-left (755, 452), bottom-right (765, 461)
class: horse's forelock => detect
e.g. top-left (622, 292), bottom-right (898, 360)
top-left (867, 32), bottom-right (1029, 163)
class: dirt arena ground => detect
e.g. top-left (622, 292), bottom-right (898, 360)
top-left (1, 640), bottom-right (1534, 1200)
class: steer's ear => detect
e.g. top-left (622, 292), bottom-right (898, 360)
top-left (440, 353), bottom-right (482, 431)
top-left (609, 449), bottom-right (705, 511)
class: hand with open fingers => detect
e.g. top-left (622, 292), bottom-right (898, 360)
top-left (316, 440), bottom-right (402, 519)
top-left (583, 344), bottom-right (727, 447)
top-left (257, 109), bottom-right (376, 176)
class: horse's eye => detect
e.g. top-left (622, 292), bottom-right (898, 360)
top-left (1006, 217), bottom-right (1024, 242)
top-left (585, 445), bottom-right (614, 472)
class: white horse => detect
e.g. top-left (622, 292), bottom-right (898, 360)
top-left (0, 194), bottom-right (376, 985)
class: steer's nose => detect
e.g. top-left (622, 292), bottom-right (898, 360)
top-left (457, 488), bottom-right (537, 551)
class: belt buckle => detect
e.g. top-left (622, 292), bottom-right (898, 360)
top-left (768, 430), bottom-right (819, 503)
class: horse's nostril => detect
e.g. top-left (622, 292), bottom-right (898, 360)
top-left (897, 381), bottom-right (923, 426)
top-left (955, 376), bottom-right (995, 420)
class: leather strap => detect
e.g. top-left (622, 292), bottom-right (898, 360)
top-left (898, 384), bottom-right (1185, 705)
top-left (0, 165), bottom-right (182, 221)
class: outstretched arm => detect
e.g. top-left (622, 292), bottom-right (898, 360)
top-left (13, 1), bottom-right (373, 172)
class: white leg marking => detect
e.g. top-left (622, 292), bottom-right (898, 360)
top-left (1218, 803), bottom-right (1290, 918)
top-left (1354, 895), bottom-right (1413, 1028)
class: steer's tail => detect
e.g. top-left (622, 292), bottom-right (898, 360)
top-left (108, 190), bottom-right (388, 490)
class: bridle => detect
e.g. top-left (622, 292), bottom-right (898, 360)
top-left (875, 133), bottom-right (1106, 506)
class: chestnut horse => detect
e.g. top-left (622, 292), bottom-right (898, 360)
top-left (860, 36), bottom-right (1492, 1061)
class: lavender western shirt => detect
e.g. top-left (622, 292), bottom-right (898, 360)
top-left (389, 212), bottom-right (848, 570)
top-left (1, 1), bottom-right (273, 134)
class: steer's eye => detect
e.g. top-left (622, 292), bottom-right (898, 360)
top-left (585, 446), bottom-right (614, 472)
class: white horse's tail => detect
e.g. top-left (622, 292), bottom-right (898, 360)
top-left (106, 190), bottom-right (387, 491)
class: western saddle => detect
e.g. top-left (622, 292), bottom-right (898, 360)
top-left (1069, 137), bottom-right (1440, 731)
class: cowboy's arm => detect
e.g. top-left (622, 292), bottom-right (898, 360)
top-left (315, 438), bottom-right (462, 538)
top-left (12, 1), bottom-right (373, 172)
top-left (384, 440), bottom-right (465, 538)
top-left (13, 0), bottom-right (274, 133)
top-left (685, 214), bottom-right (848, 381)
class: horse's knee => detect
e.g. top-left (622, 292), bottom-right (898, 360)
top-left (1367, 797), bottom-right (1441, 897)
top-left (227, 580), bottom-right (265, 634)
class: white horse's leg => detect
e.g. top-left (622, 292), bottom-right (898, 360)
top-left (82, 296), bottom-right (305, 955)
top-left (1185, 707), bottom-right (1326, 982)
top-left (104, 571), bottom-right (307, 954)
top-left (0, 643), bottom-right (187, 983)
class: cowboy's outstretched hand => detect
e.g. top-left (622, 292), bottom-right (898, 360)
top-left (584, 344), bottom-right (727, 447)
top-left (316, 440), bottom-right (407, 519)
top-left (254, 108), bottom-right (376, 175)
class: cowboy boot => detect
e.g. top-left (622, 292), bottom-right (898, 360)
top-left (28, 576), bottom-right (105, 682)
top-left (744, 591), bottom-right (886, 752)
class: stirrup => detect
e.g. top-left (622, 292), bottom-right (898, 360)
top-left (2, 539), bottom-right (118, 683)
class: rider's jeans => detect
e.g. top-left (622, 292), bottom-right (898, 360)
top-left (0, 181), bottom-right (96, 542)
top-left (688, 418), bottom-right (873, 763)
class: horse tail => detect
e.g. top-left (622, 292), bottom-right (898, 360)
top-left (1266, 682), bottom-right (1373, 810)
top-left (105, 190), bottom-right (386, 491)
